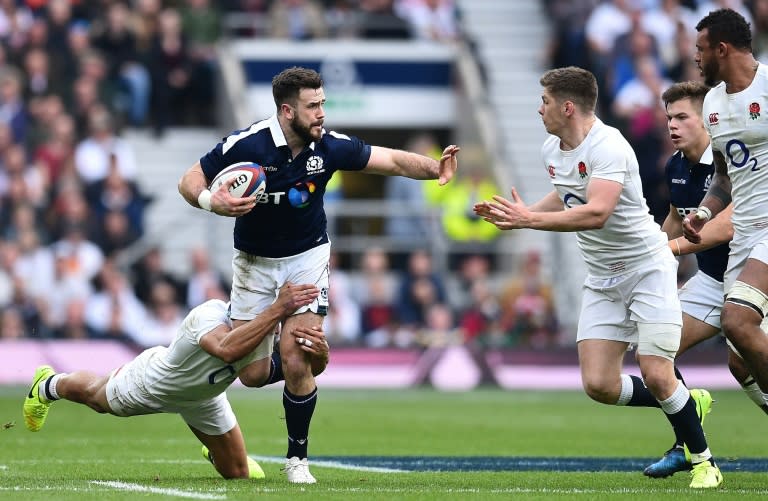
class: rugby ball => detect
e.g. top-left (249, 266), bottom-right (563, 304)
top-left (209, 162), bottom-right (267, 198)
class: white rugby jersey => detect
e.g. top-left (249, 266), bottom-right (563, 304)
top-left (541, 118), bottom-right (667, 277)
top-left (703, 63), bottom-right (768, 244)
top-left (139, 300), bottom-right (263, 403)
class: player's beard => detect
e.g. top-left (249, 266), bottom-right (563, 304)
top-left (290, 116), bottom-right (321, 144)
top-left (700, 59), bottom-right (721, 87)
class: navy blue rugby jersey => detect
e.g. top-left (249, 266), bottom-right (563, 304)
top-left (200, 114), bottom-right (372, 257)
top-left (664, 147), bottom-right (729, 282)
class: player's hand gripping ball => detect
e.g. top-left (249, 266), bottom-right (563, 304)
top-left (209, 162), bottom-right (267, 198)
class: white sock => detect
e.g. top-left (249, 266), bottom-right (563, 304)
top-left (741, 378), bottom-right (768, 409)
top-left (658, 381), bottom-right (689, 414)
top-left (616, 374), bottom-right (633, 406)
top-left (39, 374), bottom-right (63, 402)
top-left (690, 448), bottom-right (713, 464)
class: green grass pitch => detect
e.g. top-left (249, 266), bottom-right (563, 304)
top-left (2, 386), bottom-right (767, 499)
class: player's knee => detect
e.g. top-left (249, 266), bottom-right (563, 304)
top-left (581, 377), bottom-right (615, 404)
top-left (723, 281), bottom-right (768, 339)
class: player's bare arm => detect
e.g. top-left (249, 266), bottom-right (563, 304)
top-left (199, 283), bottom-right (320, 363)
top-left (682, 151), bottom-right (732, 243)
top-left (475, 179), bottom-right (621, 232)
top-left (673, 204), bottom-right (734, 256)
top-left (363, 144), bottom-right (460, 185)
top-left (178, 162), bottom-right (258, 217)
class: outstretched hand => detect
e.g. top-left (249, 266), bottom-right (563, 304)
top-left (438, 145), bottom-right (460, 185)
top-left (473, 187), bottom-right (531, 230)
top-left (210, 176), bottom-right (259, 217)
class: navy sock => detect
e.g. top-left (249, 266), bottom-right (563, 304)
top-left (627, 375), bottom-right (661, 407)
top-left (261, 351), bottom-right (284, 387)
top-left (674, 365), bottom-right (687, 387)
top-left (665, 396), bottom-right (708, 455)
top-left (284, 387), bottom-right (317, 459)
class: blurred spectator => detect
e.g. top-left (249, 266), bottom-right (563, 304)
top-left (13, 227), bottom-right (55, 303)
top-left (325, 0), bottom-right (360, 38)
top-left (424, 159), bottom-right (501, 256)
top-left (457, 277), bottom-right (501, 345)
top-left (74, 106), bottom-right (138, 184)
top-left (51, 297), bottom-right (98, 339)
top-left (394, 249), bottom-right (447, 329)
top-left (0, 0), bottom-right (35, 63)
top-left (148, 7), bottom-right (194, 135)
top-left (268, 0), bottom-right (329, 39)
top-left (0, 65), bottom-right (29, 144)
top-left (92, 209), bottom-right (140, 257)
top-left (51, 221), bottom-right (105, 286)
top-left (640, 0), bottom-right (698, 72)
top-left (323, 252), bottom-right (361, 344)
top-left (384, 133), bottom-right (438, 241)
top-left (753, 0), bottom-right (768, 60)
top-left (607, 15), bottom-right (661, 103)
top-left (497, 250), bottom-right (559, 348)
top-left (85, 153), bottom-right (149, 234)
top-left (185, 245), bottom-right (228, 309)
top-left (91, 1), bottom-right (151, 127)
top-left (397, 0), bottom-right (460, 43)
top-left (33, 110), bottom-right (76, 188)
top-left (0, 305), bottom-right (25, 338)
top-left (416, 302), bottom-right (460, 347)
top-left (131, 245), bottom-right (186, 305)
top-left (84, 259), bottom-right (147, 342)
top-left (585, 0), bottom-right (638, 79)
top-left (359, 0), bottom-right (413, 39)
top-left (136, 279), bottom-right (185, 347)
top-left (180, 0), bottom-right (221, 126)
top-left (543, 0), bottom-right (599, 69)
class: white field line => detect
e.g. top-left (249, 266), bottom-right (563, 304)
top-left (91, 481), bottom-right (226, 499)
top-left (2, 484), bottom-right (768, 496)
top-left (248, 455), bottom-right (408, 473)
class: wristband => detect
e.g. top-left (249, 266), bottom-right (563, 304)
top-left (197, 189), bottom-right (212, 211)
top-left (694, 206), bottom-right (712, 221)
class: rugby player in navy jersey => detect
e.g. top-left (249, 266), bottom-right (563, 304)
top-left (644, 81), bottom-right (767, 479)
top-left (178, 66), bottom-right (459, 483)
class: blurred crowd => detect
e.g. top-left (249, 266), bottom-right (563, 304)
top-left (0, 0), bottom-right (562, 351)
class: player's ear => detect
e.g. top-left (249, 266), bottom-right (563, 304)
top-left (280, 103), bottom-right (293, 118)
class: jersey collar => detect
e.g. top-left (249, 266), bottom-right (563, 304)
top-left (680, 144), bottom-right (713, 165)
top-left (267, 114), bottom-right (322, 151)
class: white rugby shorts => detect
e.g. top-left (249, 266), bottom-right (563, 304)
top-left (724, 233), bottom-right (768, 292)
top-left (678, 270), bottom-right (724, 329)
top-left (105, 347), bottom-right (237, 436)
top-left (577, 250), bottom-right (682, 343)
top-left (230, 243), bottom-right (331, 321)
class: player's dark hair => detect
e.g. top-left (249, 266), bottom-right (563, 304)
top-left (539, 66), bottom-right (597, 113)
top-left (272, 66), bottom-right (323, 108)
top-left (695, 8), bottom-right (752, 51)
top-left (661, 81), bottom-right (710, 112)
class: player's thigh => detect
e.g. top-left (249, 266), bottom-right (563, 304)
top-left (179, 393), bottom-right (237, 436)
top-left (679, 313), bottom-right (722, 354)
top-left (577, 339), bottom-right (630, 388)
top-left (105, 348), bottom-right (165, 417)
top-left (724, 246), bottom-right (768, 329)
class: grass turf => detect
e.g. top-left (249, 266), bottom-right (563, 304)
top-left (2, 386), bottom-right (767, 499)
